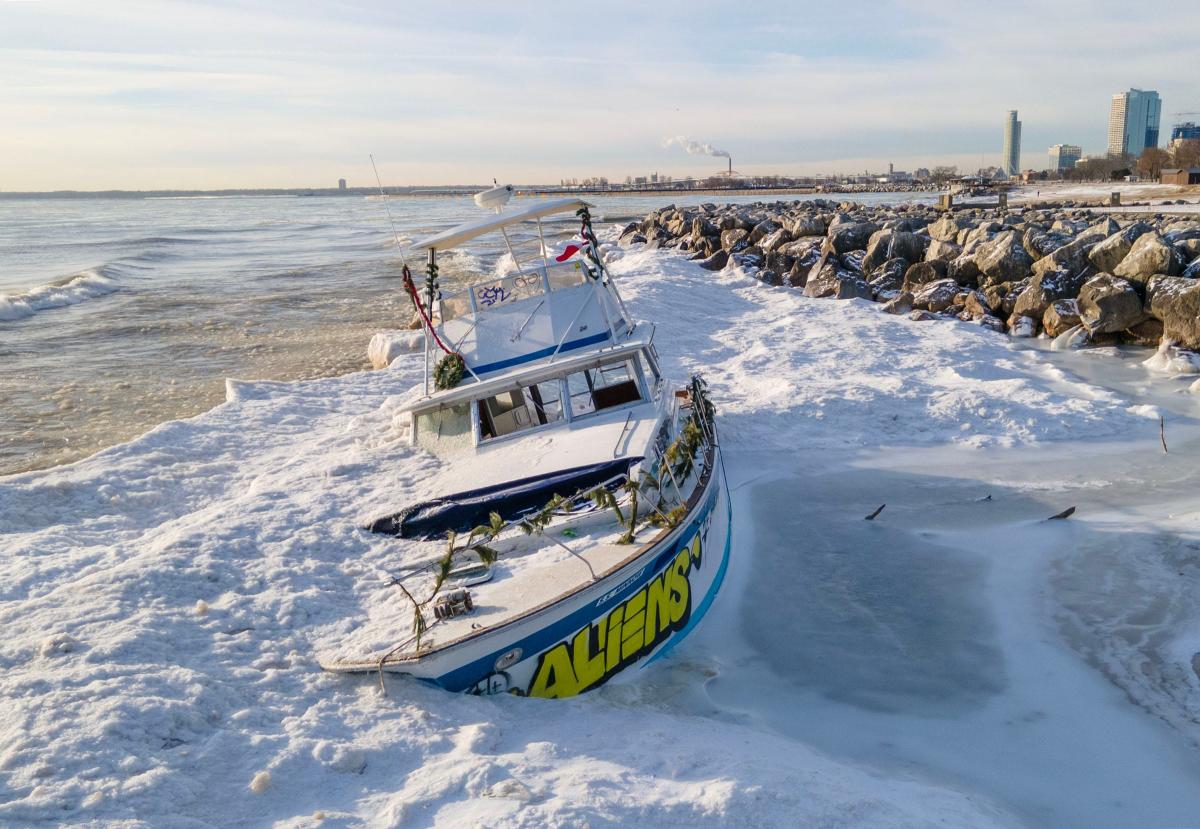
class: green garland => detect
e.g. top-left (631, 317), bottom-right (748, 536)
top-left (433, 353), bottom-right (465, 390)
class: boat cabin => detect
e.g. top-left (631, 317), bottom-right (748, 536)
top-left (406, 335), bottom-right (663, 455)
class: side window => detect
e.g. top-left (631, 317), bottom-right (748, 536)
top-left (566, 359), bottom-right (642, 418)
top-left (478, 380), bottom-right (564, 440)
top-left (415, 403), bottom-right (472, 452)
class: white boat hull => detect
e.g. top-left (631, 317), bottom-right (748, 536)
top-left (333, 446), bottom-right (731, 698)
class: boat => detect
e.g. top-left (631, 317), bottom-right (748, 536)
top-left (319, 189), bottom-right (731, 698)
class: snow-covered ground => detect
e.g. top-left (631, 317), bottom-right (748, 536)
top-left (1011, 181), bottom-right (1200, 209)
top-left (3, 241), bottom-right (1200, 827)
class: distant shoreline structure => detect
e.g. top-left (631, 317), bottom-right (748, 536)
top-left (0, 183), bottom-right (945, 200)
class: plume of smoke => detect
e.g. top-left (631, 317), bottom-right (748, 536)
top-left (663, 135), bottom-right (730, 159)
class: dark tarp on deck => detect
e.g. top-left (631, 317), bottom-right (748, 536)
top-left (368, 457), bottom-right (642, 540)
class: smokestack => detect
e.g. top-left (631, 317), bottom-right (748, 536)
top-left (728, 157), bottom-right (732, 174)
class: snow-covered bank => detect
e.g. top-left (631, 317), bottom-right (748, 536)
top-left (3, 242), bottom-right (1199, 826)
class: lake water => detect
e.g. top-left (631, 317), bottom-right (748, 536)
top-left (0, 191), bottom-right (933, 477)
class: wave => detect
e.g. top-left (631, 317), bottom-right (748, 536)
top-left (0, 266), bottom-right (121, 322)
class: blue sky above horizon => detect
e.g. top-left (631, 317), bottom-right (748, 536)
top-left (2, 0), bottom-right (1198, 189)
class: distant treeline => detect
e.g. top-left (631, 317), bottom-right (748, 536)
top-left (0, 187), bottom-right (488, 200)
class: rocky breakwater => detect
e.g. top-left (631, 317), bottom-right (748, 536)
top-left (618, 200), bottom-right (1200, 352)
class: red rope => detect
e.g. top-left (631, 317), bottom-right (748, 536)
top-left (403, 265), bottom-right (456, 356)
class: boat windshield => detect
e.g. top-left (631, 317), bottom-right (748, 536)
top-left (478, 380), bottom-right (565, 440)
top-left (567, 358), bottom-right (641, 417)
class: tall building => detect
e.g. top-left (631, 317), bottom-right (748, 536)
top-left (1002, 110), bottom-right (1022, 177)
top-left (1107, 89), bottom-right (1162, 158)
top-left (338, 178), bottom-right (347, 190)
top-left (1171, 122), bottom-right (1200, 142)
top-left (1048, 144), bottom-right (1082, 171)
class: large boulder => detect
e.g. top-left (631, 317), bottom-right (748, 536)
top-left (887, 231), bottom-right (929, 265)
top-left (1125, 318), bottom-right (1165, 346)
top-left (912, 278), bottom-right (959, 313)
top-left (1113, 232), bottom-right (1184, 284)
top-left (902, 260), bottom-right (949, 292)
top-left (1077, 274), bottom-right (1146, 333)
top-left (1087, 223), bottom-right (1150, 273)
top-left (925, 238), bottom-right (962, 262)
top-left (789, 215), bottom-right (826, 237)
top-left (841, 250), bottom-right (867, 274)
top-left (748, 219), bottom-right (781, 246)
top-left (1146, 276), bottom-right (1200, 349)
top-left (697, 250), bottom-right (729, 271)
top-left (928, 214), bottom-right (970, 242)
top-left (720, 228), bottom-right (749, 252)
top-left (869, 258), bottom-right (908, 294)
top-left (1043, 299), bottom-right (1083, 337)
top-left (757, 227), bottom-right (793, 253)
top-left (976, 230), bottom-right (1035, 285)
top-left (947, 255), bottom-right (981, 287)
top-left (1163, 221), bottom-right (1200, 244)
top-left (1023, 229), bottom-right (1072, 259)
top-left (803, 264), bottom-right (872, 300)
top-left (828, 221), bottom-right (879, 255)
top-left (1030, 235), bottom-right (1101, 282)
top-left (861, 230), bottom-right (926, 274)
top-left (1010, 282), bottom-right (1053, 322)
top-left (963, 289), bottom-right (1000, 319)
top-left (690, 216), bottom-right (718, 240)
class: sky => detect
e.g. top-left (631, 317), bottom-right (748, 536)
top-left (1, 0), bottom-right (1199, 190)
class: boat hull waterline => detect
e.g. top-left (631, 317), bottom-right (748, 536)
top-left (342, 448), bottom-right (730, 699)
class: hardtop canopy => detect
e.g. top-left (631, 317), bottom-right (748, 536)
top-left (410, 197), bottom-right (593, 253)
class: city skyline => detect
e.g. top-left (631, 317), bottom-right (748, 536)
top-left (2, 2), bottom-right (1198, 189)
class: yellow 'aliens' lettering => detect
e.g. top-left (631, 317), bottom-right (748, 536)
top-left (643, 573), bottom-right (672, 650)
top-left (571, 618), bottom-right (606, 689)
top-left (528, 641), bottom-right (577, 698)
top-left (605, 604), bottom-right (624, 672)
top-left (620, 590), bottom-right (646, 660)
top-left (668, 550), bottom-right (690, 624)
top-left (527, 530), bottom-right (705, 698)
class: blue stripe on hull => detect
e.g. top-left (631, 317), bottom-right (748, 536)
top-left (471, 331), bottom-right (611, 375)
top-left (643, 468), bottom-right (731, 666)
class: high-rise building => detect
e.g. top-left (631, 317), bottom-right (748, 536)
top-left (1107, 89), bottom-right (1161, 158)
top-left (338, 178), bottom-right (347, 190)
top-left (1002, 110), bottom-right (1022, 177)
top-left (1171, 122), bottom-right (1200, 142)
top-left (1048, 144), bottom-right (1082, 171)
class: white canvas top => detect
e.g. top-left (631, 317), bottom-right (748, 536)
top-left (411, 198), bottom-right (593, 252)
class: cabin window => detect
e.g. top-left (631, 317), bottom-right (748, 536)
top-left (566, 358), bottom-right (643, 417)
top-left (414, 403), bottom-right (472, 452)
top-left (547, 262), bottom-right (588, 291)
top-left (478, 380), bottom-right (565, 441)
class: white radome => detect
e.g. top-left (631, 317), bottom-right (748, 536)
top-left (473, 183), bottom-right (514, 212)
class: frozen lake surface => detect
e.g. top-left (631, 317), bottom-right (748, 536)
top-left (697, 441), bottom-right (1200, 828)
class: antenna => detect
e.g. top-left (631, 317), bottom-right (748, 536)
top-left (369, 154), bottom-right (409, 267)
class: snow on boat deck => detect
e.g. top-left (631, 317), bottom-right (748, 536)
top-left (2, 238), bottom-right (1199, 826)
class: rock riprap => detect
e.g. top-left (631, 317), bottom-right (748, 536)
top-left (620, 199), bottom-right (1200, 354)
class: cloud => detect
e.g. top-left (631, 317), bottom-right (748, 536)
top-left (1, 0), bottom-right (1198, 187)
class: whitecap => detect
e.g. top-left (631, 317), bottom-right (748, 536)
top-left (0, 267), bottom-right (120, 322)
